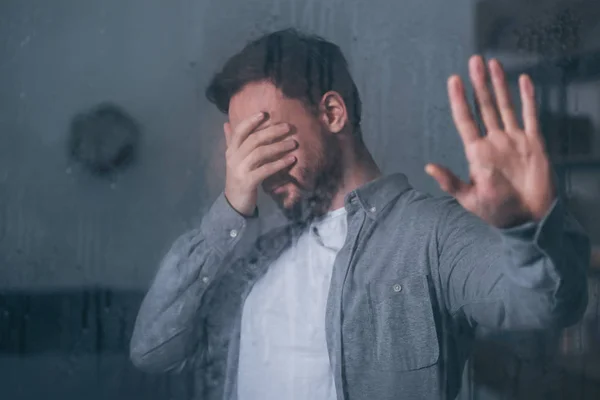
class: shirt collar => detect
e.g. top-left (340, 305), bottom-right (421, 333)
top-left (249, 174), bottom-right (411, 266)
top-left (344, 173), bottom-right (412, 218)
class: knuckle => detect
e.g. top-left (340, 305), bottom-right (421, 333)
top-left (254, 147), bottom-right (267, 159)
top-left (248, 171), bottom-right (259, 184)
top-left (269, 124), bottom-right (287, 137)
top-left (246, 134), bottom-right (258, 148)
top-left (263, 165), bottom-right (275, 176)
top-left (236, 121), bottom-right (247, 133)
top-left (261, 127), bottom-right (276, 140)
top-left (226, 155), bottom-right (236, 169)
top-left (233, 162), bottom-right (246, 176)
top-left (279, 123), bottom-right (291, 133)
top-left (250, 131), bottom-right (262, 144)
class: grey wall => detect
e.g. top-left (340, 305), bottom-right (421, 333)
top-left (1, 0), bottom-right (599, 399)
top-left (0, 0), bottom-right (474, 290)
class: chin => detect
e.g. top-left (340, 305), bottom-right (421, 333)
top-left (270, 188), bottom-right (303, 220)
top-left (281, 197), bottom-right (300, 212)
top-left (271, 185), bottom-right (298, 210)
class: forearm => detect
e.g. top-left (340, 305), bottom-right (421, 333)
top-left (441, 197), bottom-right (590, 330)
top-left (130, 193), bottom-right (260, 372)
top-left (497, 198), bottom-right (589, 327)
top-left (130, 229), bottom-right (215, 373)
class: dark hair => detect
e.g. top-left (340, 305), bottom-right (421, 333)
top-left (206, 28), bottom-right (362, 138)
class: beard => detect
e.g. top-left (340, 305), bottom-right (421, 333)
top-left (271, 136), bottom-right (343, 226)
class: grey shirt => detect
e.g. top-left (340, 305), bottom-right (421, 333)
top-left (130, 173), bottom-right (590, 400)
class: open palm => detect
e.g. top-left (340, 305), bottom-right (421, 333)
top-left (426, 56), bottom-right (556, 228)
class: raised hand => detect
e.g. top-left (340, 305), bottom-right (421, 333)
top-left (425, 55), bottom-right (556, 228)
top-left (224, 112), bottom-right (297, 216)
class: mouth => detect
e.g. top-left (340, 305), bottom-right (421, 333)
top-left (267, 182), bottom-right (288, 194)
top-left (264, 174), bottom-right (301, 195)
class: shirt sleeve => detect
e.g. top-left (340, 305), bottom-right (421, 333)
top-left (129, 193), bottom-right (261, 373)
top-left (437, 196), bottom-right (590, 330)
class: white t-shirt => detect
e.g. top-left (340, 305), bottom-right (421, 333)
top-left (237, 207), bottom-right (348, 400)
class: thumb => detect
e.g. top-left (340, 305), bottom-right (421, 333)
top-left (425, 163), bottom-right (471, 200)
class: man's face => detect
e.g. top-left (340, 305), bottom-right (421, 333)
top-left (228, 81), bottom-right (342, 222)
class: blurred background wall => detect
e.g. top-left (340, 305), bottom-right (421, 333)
top-left (1, 0), bottom-right (599, 399)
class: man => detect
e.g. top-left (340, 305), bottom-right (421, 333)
top-left (130, 29), bottom-right (590, 400)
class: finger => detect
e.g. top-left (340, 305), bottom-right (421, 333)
top-left (425, 163), bottom-right (472, 200)
top-left (238, 123), bottom-right (292, 158)
top-left (448, 75), bottom-right (480, 145)
top-left (231, 112), bottom-right (267, 149)
top-left (469, 55), bottom-right (501, 132)
top-left (249, 155), bottom-right (296, 186)
top-left (519, 74), bottom-right (539, 136)
top-left (224, 122), bottom-right (232, 147)
top-left (488, 59), bottom-right (519, 131)
top-left (244, 139), bottom-right (297, 170)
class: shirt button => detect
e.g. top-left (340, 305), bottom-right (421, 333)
top-left (393, 283), bottom-right (402, 292)
top-left (202, 276), bottom-right (209, 283)
top-left (369, 206), bottom-right (377, 213)
top-left (229, 229), bottom-right (238, 238)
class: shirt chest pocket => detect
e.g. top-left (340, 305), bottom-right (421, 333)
top-left (367, 274), bottom-right (440, 371)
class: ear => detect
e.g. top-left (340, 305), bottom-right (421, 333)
top-left (319, 91), bottom-right (347, 134)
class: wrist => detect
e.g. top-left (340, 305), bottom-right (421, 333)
top-left (223, 192), bottom-right (257, 218)
top-left (530, 190), bottom-right (557, 223)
